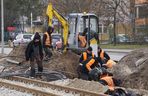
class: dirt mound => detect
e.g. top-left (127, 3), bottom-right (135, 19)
top-left (44, 50), bottom-right (80, 78)
top-left (112, 48), bottom-right (148, 90)
top-left (49, 78), bottom-right (107, 94)
top-left (8, 45), bottom-right (26, 64)
top-left (66, 78), bottom-right (107, 93)
top-left (6, 46), bottom-right (80, 78)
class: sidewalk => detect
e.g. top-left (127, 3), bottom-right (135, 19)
top-left (104, 49), bottom-right (133, 53)
top-left (0, 47), bottom-right (13, 55)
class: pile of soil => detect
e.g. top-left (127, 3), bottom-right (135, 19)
top-left (44, 50), bottom-right (80, 78)
top-left (49, 78), bottom-right (106, 94)
top-left (66, 78), bottom-right (106, 93)
top-left (8, 45), bottom-right (26, 64)
top-left (111, 48), bottom-right (148, 90)
top-left (4, 46), bottom-right (80, 78)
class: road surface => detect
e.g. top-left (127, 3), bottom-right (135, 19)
top-left (0, 47), bottom-right (13, 55)
top-left (104, 49), bottom-right (133, 61)
top-left (0, 47), bottom-right (133, 61)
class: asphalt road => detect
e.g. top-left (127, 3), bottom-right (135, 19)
top-left (0, 47), bottom-right (132, 61)
top-left (104, 49), bottom-right (133, 61)
top-left (0, 47), bottom-right (13, 55)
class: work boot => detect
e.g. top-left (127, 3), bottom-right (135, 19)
top-left (38, 66), bottom-right (43, 72)
top-left (30, 68), bottom-right (35, 77)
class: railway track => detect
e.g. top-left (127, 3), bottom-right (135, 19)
top-left (0, 76), bottom-right (106, 96)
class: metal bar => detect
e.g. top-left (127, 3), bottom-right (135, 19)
top-left (5, 76), bottom-right (106, 96)
top-left (1, 0), bottom-right (4, 54)
top-left (0, 80), bottom-right (58, 96)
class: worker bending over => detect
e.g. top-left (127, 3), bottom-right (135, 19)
top-left (25, 32), bottom-right (43, 77)
top-left (80, 56), bottom-right (100, 80)
top-left (97, 46), bottom-right (111, 67)
top-left (97, 46), bottom-right (116, 68)
top-left (78, 46), bottom-right (101, 80)
top-left (43, 26), bottom-right (53, 60)
top-left (99, 71), bottom-right (122, 95)
top-left (79, 46), bottom-right (95, 64)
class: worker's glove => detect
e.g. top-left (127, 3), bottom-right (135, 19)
top-left (79, 63), bottom-right (83, 66)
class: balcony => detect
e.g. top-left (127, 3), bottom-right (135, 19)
top-left (135, 0), bottom-right (148, 4)
top-left (135, 18), bottom-right (148, 26)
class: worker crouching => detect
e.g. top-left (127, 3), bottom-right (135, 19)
top-left (25, 32), bottom-right (43, 77)
top-left (99, 71), bottom-right (122, 95)
top-left (78, 47), bottom-right (101, 80)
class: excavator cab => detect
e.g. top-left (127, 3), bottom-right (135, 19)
top-left (68, 13), bottom-right (99, 56)
top-left (46, 3), bottom-right (99, 56)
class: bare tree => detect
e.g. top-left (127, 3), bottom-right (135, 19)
top-left (48, 0), bottom-right (98, 15)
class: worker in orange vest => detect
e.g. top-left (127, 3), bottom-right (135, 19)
top-left (80, 56), bottom-right (100, 80)
top-left (97, 46), bottom-right (111, 67)
top-left (78, 28), bottom-right (88, 48)
top-left (43, 26), bottom-right (54, 60)
top-left (99, 71), bottom-right (121, 95)
top-left (79, 46), bottom-right (95, 64)
top-left (77, 46), bottom-right (96, 79)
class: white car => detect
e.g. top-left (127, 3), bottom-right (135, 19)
top-left (13, 33), bottom-right (33, 46)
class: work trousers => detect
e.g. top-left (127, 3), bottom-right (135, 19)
top-left (44, 46), bottom-right (52, 58)
top-left (30, 56), bottom-right (43, 77)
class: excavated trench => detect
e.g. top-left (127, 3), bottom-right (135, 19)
top-left (1, 45), bottom-right (148, 95)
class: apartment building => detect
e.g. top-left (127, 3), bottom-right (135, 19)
top-left (135, 0), bottom-right (148, 36)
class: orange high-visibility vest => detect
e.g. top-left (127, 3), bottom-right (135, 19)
top-left (86, 58), bottom-right (95, 71)
top-left (100, 50), bottom-right (104, 60)
top-left (78, 35), bottom-right (87, 47)
top-left (101, 76), bottom-right (115, 91)
top-left (106, 59), bottom-right (116, 68)
top-left (83, 52), bottom-right (94, 61)
top-left (44, 32), bottom-right (51, 46)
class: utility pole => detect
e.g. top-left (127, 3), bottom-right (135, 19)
top-left (31, 12), bottom-right (33, 32)
top-left (1, 0), bottom-right (4, 54)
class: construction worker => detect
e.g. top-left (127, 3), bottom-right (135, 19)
top-left (80, 56), bottom-right (100, 80)
top-left (79, 46), bottom-right (95, 64)
top-left (78, 46), bottom-right (100, 80)
top-left (99, 71), bottom-right (121, 95)
top-left (25, 32), bottom-right (43, 77)
top-left (78, 28), bottom-right (88, 48)
top-left (43, 26), bottom-right (53, 60)
top-left (97, 46), bottom-right (111, 67)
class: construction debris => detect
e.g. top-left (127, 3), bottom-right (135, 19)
top-left (111, 48), bottom-right (148, 90)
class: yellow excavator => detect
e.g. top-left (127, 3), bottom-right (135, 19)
top-left (46, 3), bottom-right (99, 56)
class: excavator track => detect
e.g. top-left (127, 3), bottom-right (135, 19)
top-left (1, 76), bottom-right (106, 96)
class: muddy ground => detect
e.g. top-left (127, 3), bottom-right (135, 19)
top-left (43, 50), bottom-right (80, 78)
top-left (1, 46), bottom-right (148, 95)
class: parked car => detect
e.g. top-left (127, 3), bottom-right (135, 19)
top-left (13, 33), bottom-right (33, 47)
top-left (116, 34), bottom-right (130, 43)
top-left (51, 33), bottom-right (62, 49)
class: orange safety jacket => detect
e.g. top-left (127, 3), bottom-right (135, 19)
top-left (99, 50), bottom-right (104, 60)
top-left (86, 58), bottom-right (95, 71)
top-left (78, 35), bottom-right (87, 48)
top-left (83, 52), bottom-right (95, 61)
top-left (105, 59), bottom-right (116, 68)
top-left (100, 76), bottom-right (115, 91)
top-left (44, 32), bottom-right (51, 46)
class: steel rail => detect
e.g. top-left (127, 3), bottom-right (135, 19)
top-left (3, 76), bottom-right (107, 96)
top-left (0, 78), bottom-right (58, 96)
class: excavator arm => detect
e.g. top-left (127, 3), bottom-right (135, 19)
top-left (46, 3), bottom-right (69, 51)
